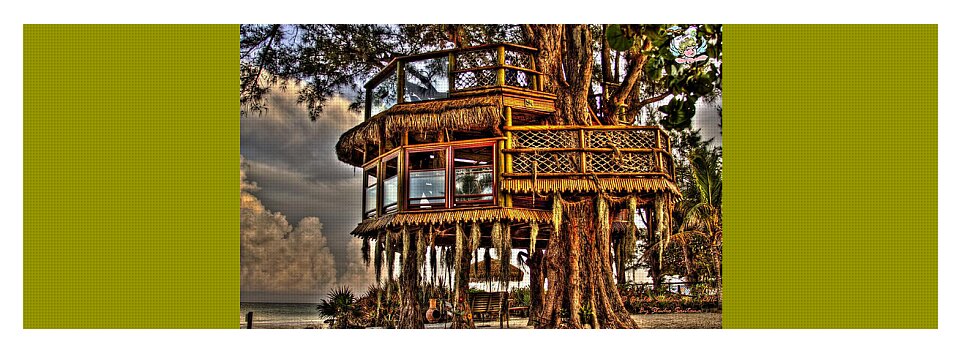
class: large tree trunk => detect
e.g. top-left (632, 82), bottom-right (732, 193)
top-left (523, 25), bottom-right (636, 329)
top-left (451, 224), bottom-right (475, 328)
top-left (397, 226), bottom-right (423, 329)
top-left (537, 195), bottom-right (637, 328)
top-left (527, 249), bottom-right (545, 326)
top-left (646, 198), bottom-right (668, 292)
top-left (616, 240), bottom-right (627, 285)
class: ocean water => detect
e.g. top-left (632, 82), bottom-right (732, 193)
top-left (240, 302), bottom-right (325, 329)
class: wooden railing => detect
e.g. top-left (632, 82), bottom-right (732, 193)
top-left (365, 43), bottom-right (542, 118)
top-left (502, 125), bottom-right (675, 180)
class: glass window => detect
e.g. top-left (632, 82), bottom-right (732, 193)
top-left (363, 166), bottom-right (378, 218)
top-left (404, 57), bottom-right (449, 102)
top-left (407, 150), bottom-right (446, 210)
top-left (369, 68), bottom-right (398, 116)
top-left (383, 157), bottom-right (399, 213)
top-left (454, 145), bottom-right (494, 206)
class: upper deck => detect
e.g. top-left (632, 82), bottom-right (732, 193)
top-left (337, 43), bottom-right (557, 168)
top-left (363, 43), bottom-right (545, 118)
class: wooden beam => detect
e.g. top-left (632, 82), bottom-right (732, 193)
top-left (502, 147), bottom-right (670, 153)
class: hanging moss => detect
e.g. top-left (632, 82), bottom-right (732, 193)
top-left (470, 221), bottom-right (481, 257)
top-left (385, 229), bottom-right (395, 285)
top-left (552, 194), bottom-right (563, 235)
top-left (374, 231), bottom-right (385, 283)
top-left (385, 230), bottom-right (396, 300)
top-left (597, 196), bottom-right (610, 238)
top-left (483, 248), bottom-right (492, 285)
top-left (361, 237), bottom-right (371, 267)
top-left (501, 224), bottom-right (513, 288)
top-left (626, 195), bottom-right (638, 260)
top-left (416, 227), bottom-right (426, 273)
top-left (454, 223), bottom-right (465, 280)
top-left (529, 221), bottom-right (539, 254)
top-left (429, 241), bottom-right (438, 286)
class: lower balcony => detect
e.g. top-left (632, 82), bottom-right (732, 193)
top-left (355, 125), bottom-right (678, 231)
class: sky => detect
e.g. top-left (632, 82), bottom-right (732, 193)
top-left (240, 88), bottom-right (374, 303)
top-left (240, 84), bottom-right (721, 304)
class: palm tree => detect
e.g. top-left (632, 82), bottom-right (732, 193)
top-left (318, 286), bottom-right (360, 328)
top-left (678, 147), bottom-right (722, 296)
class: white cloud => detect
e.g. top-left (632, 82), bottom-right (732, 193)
top-left (241, 157), bottom-right (373, 301)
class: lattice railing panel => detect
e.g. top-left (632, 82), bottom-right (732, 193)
top-left (455, 49), bottom-right (497, 70)
top-left (513, 130), bottom-right (579, 149)
top-left (504, 50), bottom-right (533, 69)
top-left (586, 152), bottom-right (658, 173)
top-left (453, 70), bottom-right (497, 90)
top-left (512, 152), bottom-right (580, 174)
top-left (585, 129), bottom-right (657, 149)
top-left (504, 69), bottom-right (533, 89)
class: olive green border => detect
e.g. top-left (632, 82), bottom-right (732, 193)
top-left (24, 25), bottom-right (239, 328)
top-left (23, 24), bottom-right (937, 329)
top-left (723, 25), bottom-right (937, 328)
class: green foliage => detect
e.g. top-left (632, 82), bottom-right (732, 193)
top-left (605, 24), bottom-right (634, 51)
top-left (657, 97), bottom-right (697, 130)
top-left (317, 286), bottom-right (362, 329)
top-left (511, 287), bottom-right (531, 307)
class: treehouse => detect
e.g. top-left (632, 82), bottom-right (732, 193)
top-left (335, 43), bottom-right (680, 327)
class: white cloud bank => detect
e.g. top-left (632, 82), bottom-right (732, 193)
top-left (241, 157), bottom-right (374, 302)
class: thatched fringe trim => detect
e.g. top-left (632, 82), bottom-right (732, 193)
top-left (351, 207), bottom-right (551, 237)
top-left (501, 177), bottom-right (681, 196)
top-left (336, 96), bottom-right (503, 165)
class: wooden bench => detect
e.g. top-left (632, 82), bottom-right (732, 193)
top-left (469, 292), bottom-right (512, 328)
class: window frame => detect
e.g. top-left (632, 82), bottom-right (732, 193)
top-left (403, 140), bottom-right (498, 212)
top-left (362, 163), bottom-right (379, 219)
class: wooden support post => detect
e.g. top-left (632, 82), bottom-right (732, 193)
top-left (448, 52), bottom-right (457, 92)
top-left (398, 148), bottom-right (406, 212)
top-left (504, 106), bottom-right (514, 207)
top-left (655, 131), bottom-right (664, 173)
top-left (376, 158), bottom-right (384, 217)
top-left (578, 129), bottom-right (587, 172)
top-left (496, 46), bottom-right (506, 86)
top-left (397, 60), bottom-right (405, 102)
top-left (529, 52), bottom-right (540, 91)
top-left (245, 311), bottom-right (253, 329)
top-left (497, 140), bottom-right (506, 206)
top-left (364, 88), bottom-right (372, 120)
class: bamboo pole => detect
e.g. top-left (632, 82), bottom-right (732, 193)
top-left (448, 52), bottom-right (456, 92)
top-left (497, 140), bottom-right (506, 206)
top-left (397, 60), bottom-right (406, 102)
top-left (496, 46), bottom-right (506, 86)
top-left (578, 129), bottom-right (587, 172)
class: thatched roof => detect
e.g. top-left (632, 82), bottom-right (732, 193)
top-left (500, 177), bottom-right (682, 196)
top-left (470, 260), bottom-right (524, 282)
top-left (336, 96), bottom-right (504, 166)
top-left (350, 207), bottom-right (551, 238)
